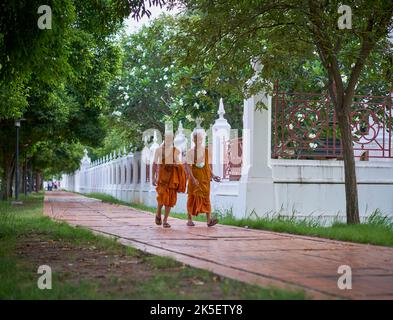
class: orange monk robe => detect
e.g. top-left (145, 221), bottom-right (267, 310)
top-left (155, 146), bottom-right (186, 207)
top-left (186, 147), bottom-right (212, 216)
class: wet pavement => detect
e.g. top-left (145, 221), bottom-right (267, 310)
top-left (44, 191), bottom-right (393, 299)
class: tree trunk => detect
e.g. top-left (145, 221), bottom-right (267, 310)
top-left (35, 172), bottom-right (42, 192)
top-left (1, 168), bottom-right (11, 200)
top-left (23, 160), bottom-right (27, 196)
top-left (1, 165), bottom-right (14, 201)
top-left (29, 164), bottom-right (33, 193)
top-left (336, 104), bottom-right (360, 224)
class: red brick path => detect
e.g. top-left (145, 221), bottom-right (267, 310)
top-left (44, 191), bottom-right (393, 299)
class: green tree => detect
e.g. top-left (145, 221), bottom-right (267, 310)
top-left (170, 0), bottom-right (393, 224)
top-left (107, 14), bottom-right (244, 151)
top-left (0, 0), bottom-right (159, 199)
top-left (0, 0), bottom-right (163, 120)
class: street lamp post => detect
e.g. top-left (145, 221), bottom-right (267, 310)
top-left (23, 144), bottom-right (29, 197)
top-left (24, 152), bottom-right (27, 197)
top-left (12, 119), bottom-right (24, 205)
top-left (15, 120), bottom-right (21, 202)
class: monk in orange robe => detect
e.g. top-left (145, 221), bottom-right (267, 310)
top-left (184, 132), bottom-right (221, 227)
top-left (152, 133), bottom-right (186, 228)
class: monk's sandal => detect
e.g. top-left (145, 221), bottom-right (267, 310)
top-left (207, 218), bottom-right (218, 227)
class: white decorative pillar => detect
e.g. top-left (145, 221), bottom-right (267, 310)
top-left (149, 130), bottom-right (160, 186)
top-left (212, 98), bottom-right (231, 178)
top-left (124, 147), bottom-right (133, 202)
top-left (238, 60), bottom-right (275, 217)
top-left (141, 136), bottom-right (149, 196)
top-left (80, 149), bottom-right (91, 193)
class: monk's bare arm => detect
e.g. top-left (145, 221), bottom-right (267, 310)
top-left (183, 151), bottom-right (199, 186)
top-left (184, 163), bottom-right (197, 183)
top-left (209, 164), bottom-right (221, 182)
top-left (206, 147), bottom-right (221, 182)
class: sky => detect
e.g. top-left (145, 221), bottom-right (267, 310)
top-left (124, 4), bottom-right (180, 34)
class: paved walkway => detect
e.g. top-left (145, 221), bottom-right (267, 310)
top-left (44, 191), bottom-right (393, 299)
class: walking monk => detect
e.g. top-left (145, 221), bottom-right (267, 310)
top-left (152, 131), bottom-right (186, 228)
top-left (184, 131), bottom-right (221, 227)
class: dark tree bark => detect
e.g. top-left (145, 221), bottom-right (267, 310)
top-left (1, 167), bottom-right (12, 200)
top-left (335, 102), bottom-right (360, 224)
top-left (8, 161), bottom-right (15, 199)
top-left (29, 163), bottom-right (33, 193)
top-left (35, 172), bottom-right (42, 192)
top-left (1, 153), bottom-right (15, 200)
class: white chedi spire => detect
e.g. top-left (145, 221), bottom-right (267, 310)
top-left (218, 98), bottom-right (226, 119)
top-left (81, 149), bottom-right (91, 167)
top-left (214, 98), bottom-right (231, 128)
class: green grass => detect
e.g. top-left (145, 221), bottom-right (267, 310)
top-left (217, 210), bottom-right (393, 247)
top-left (85, 192), bottom-right (393, 247)
top-left (0, 192), bottom-right (306, 299)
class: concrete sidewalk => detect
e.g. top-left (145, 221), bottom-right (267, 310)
top-left (44, 191), bottom-right (393, 299)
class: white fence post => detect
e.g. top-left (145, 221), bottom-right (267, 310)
top-left (212, 98), bottom-right (231, 178)
top-left (239, 60), bottom-right (275, 216)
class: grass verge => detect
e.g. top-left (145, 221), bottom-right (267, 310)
top-left (0, 192), bottom-right (306, 299)
top-left (85, 192), bottom-right (393, 247)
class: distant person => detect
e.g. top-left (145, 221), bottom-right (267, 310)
top-left (47, 180), bottom-right (53, 191)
